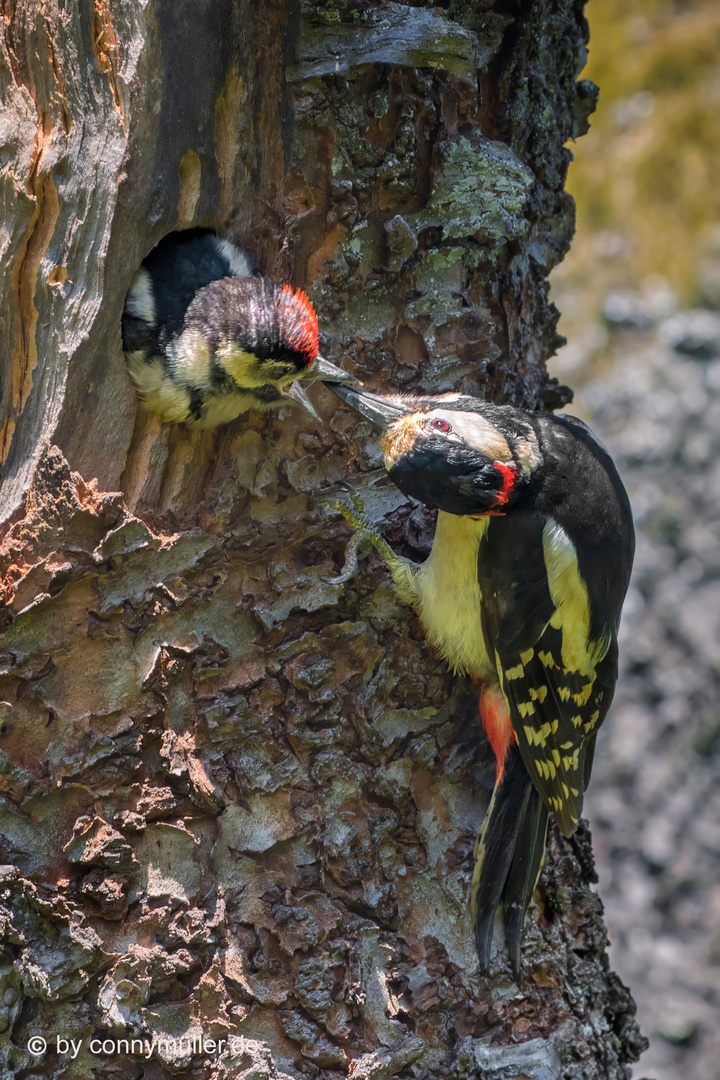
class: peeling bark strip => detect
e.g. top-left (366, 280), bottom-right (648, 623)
top-left (0, 2), bottom-right (646, 1078)
top-left (91, 0), bottom-right (126, 124)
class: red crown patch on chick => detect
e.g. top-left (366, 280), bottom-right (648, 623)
top-left (278, 285), bottom-right (319, 369)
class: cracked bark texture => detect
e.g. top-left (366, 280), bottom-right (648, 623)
top-left (0, 1), bottom-right (646, 1078)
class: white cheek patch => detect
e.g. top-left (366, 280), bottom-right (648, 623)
top-left (169, 329), bottom-right (212, 388)
top-left (213, 238), bottom-right (254, 278)
top-left (124, 268), bottom-right (156, 323)
top-left (430, 410), bottom-right (512, 460)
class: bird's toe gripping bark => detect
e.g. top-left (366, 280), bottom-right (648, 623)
top-left (322, 489), bottom-right (398, 585)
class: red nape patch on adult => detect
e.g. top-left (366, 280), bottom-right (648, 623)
top-left (493, 461), bottom-right (518, 507)
top-left (278, 285), bottom-right (319, 367)
top-left (479, 686), bottom-right (515, 784)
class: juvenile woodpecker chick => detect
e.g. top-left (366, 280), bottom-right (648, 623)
top-left (327, 384), bottom-right (635, 979)
top-left (122, 229), bottom-right (354, 428)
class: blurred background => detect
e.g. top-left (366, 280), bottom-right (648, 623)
top-left (549, 2), bottom-right (720, 1078)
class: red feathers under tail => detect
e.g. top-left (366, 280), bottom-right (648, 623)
top-left (479, 685), bottom-right (515, 784)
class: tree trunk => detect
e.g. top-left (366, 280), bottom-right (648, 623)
top-left (0, 1), bottom-right (647, 1078)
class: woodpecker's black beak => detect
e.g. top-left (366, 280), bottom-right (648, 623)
top-left (323, 383), bottom-right (412, 430)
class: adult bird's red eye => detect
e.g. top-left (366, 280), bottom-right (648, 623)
top-left (430, 418), bottom-right (452, 433)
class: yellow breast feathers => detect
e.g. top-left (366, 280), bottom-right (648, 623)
top-left (415, 512), bottom-right (493, 678)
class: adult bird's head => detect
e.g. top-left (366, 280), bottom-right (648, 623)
top-left (327, 384), bottom-right (542, 516)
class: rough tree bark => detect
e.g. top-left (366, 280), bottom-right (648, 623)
top-left (0, 1), bottom-right (647, 1078)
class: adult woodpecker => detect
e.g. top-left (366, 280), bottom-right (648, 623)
top-left (122, 229), bottom-right (355, 428)
top-left (325, 384), bottom-right (634, 979)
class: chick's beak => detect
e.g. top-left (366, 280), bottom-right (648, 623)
top-left (322, 383), bottom-right (412, 431)
top-left (283, 381), bottom-right (320, 420)
top-left (282, 356), bottom-right (359, 419)
top-left (304, 355), bottom-right (359, 385)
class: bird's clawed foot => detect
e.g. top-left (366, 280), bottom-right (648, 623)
top-left (322, 486), bottom-right (396, 585)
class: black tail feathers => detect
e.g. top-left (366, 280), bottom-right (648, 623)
top-left (471, 744), bottom-right (549, 981)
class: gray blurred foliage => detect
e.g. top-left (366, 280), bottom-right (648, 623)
top-left (556, 290), bottom-right (720, 1080)
top-left (0, 1), bottom-right (646, 1078)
